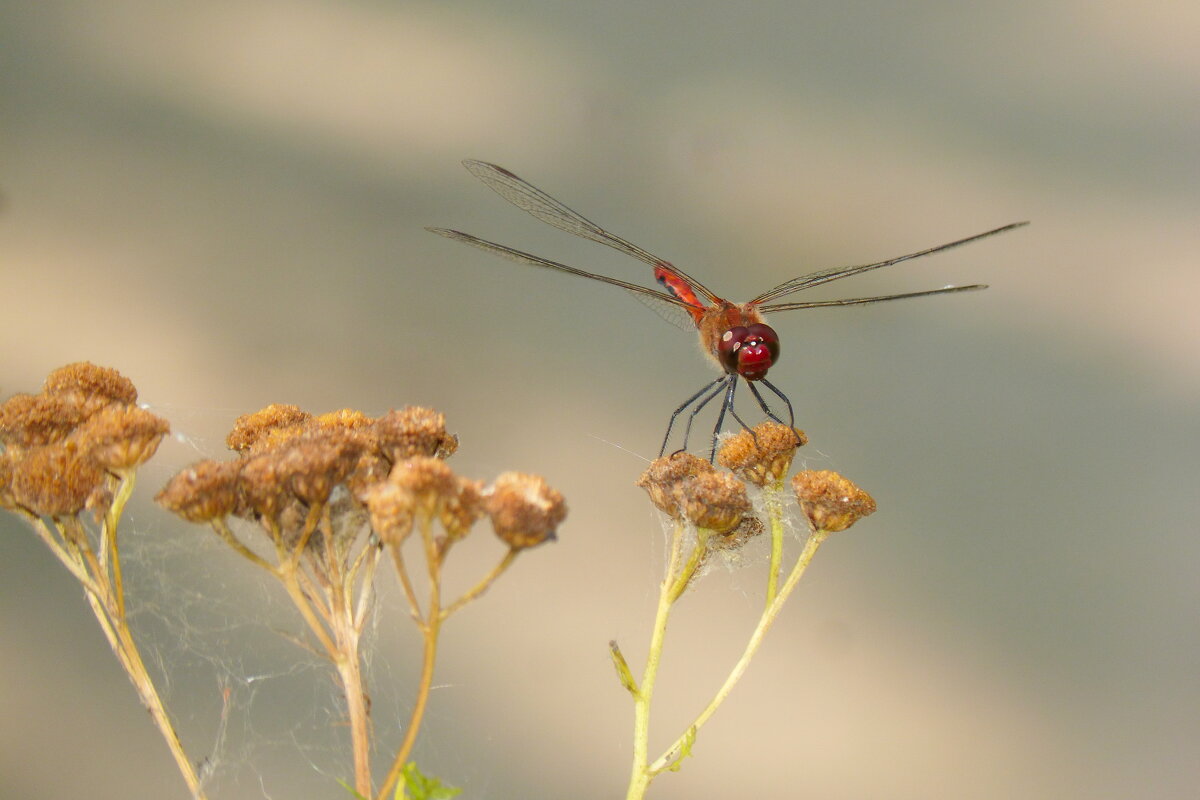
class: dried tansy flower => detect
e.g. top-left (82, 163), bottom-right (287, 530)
top-left (0, 451), bottom-right (17, 510)
top-left (636, 452), bottom-right (716, 518)
top-left (226, 404), bottom-right (311, 452)
top-left (363, 481), bottom-right (416, 545)
top-left (374, 407), bottom-right (459, 461)
top-left (156, 459), bottom-right (242, 523)
top-left (438, 477), bottom-right (484, 540)
top-left (717, 422), bottom-right (808, 486)
top-left (0, 393), bottom-right (89, 449)
top-left (678, 471), bottom-right (751, 534)
top-left (43, 362), bottom-right (138, 406)
top-left (313, 408), bottom-right (374, 433)
top-left (386, 456), bottom-right (458, 515)
top-left (791, 470), bottom-right (876, 533)
top-left (11, 442), bottom-right (107, 516)
top-left (275, 430), bottom-right (364, 505)
top-left (74, 404), bottom-right (171, 471)
top-left (486, 472), bottom-right (566, 549)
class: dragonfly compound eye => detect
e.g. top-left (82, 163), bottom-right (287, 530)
top-left (718, 324), bottom-right (780, 380)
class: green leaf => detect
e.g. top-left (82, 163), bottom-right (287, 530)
top-left (336, 777), bottom-right (369, 799)
top-left (399, 762), bottom-right (463, 800)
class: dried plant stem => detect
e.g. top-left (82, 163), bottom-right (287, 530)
top-left (18, 476), bottom-right (209, 800)
top-left (648, 528), bottom-right (829, 776)
top-left (376, 516), bottom-right (443, 800)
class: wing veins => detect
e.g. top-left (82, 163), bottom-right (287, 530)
top-left (427, 227), bottom-right (693, 308)
top-left (760, 284), bottom-right (988, 312)
top-left (752, 222), bottom-right (1027, 304)
top-left (462, 160), bottom-right (721, 304)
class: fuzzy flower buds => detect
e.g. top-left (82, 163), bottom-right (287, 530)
top-left (637, 453), bottom-right (751, 533)
top-left (717, 421), bottom-right (807, 486)
top-left (485, 472), bottom-right (566, 549)
top-left (791, 470), bottom-right (876, 533)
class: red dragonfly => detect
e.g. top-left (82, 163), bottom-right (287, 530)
top-left (429, 160), bottom-right (1026, 458)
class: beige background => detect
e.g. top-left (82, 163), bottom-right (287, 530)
top-left (2, 1), bottom-right (1197, 798)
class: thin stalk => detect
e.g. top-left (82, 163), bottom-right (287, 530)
top-left (376, 515), bottom-right (443, 800)
top-left (648, 529), bottom-right (829, 775)
top-left (763, 486), bottom-right (786, 608)
top-left (625, 521), bottom-right (686, 800)
top-left (440, 548), bottom-right (519, 621)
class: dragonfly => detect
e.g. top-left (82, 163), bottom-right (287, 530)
top-left (428, 160), bottom-right (1026, 459)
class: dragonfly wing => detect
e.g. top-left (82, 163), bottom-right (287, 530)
top-left (759, 284), bottom-right (987, 312)
top-left (752, 222), bottom-right (1026, 304)
top-left (427, 227), bottom-right (694, 307)
top-left (461, 160), bottom-right (722, 305)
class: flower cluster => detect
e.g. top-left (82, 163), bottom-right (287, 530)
top-left (0, 362), bottom-right (169, 517)
top-left (157, 404), bottom-right (563, 552)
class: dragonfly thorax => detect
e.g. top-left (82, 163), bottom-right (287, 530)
top-left (717, 323), bottom-right (780, 381)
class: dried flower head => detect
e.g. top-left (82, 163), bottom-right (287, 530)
top-left (374, 407), bottom-right (458, 461)
top-left (439, 477), bottom-right (485, 540)
top-left (11, 442), bottom-right (107, 516)
top-left (0, 451), bottom-right (17, 510)
top-left (275, 430), bottom-right (364, 505)
top-left (156, 459), bottom-right (242, 523)
top-left (717, 422), bottom-right (808, 486)
top-left (346, 451), bottom-right (392, 502)
top-left (313, 408), bottom-right (375, 433)
top-left (363, 480), bottom-right (416, 544)
top-left (226, 404), bottom-right (312, 452)
top-left (74, 404), bottom-right (171, 471)
top-left (635, 452), bottom-right (716, 518)
top-left (791, 470), bottom-right (876, 533)
top-left (485, 472), bottom-right (566, 549)
top-left (235, 452), bottom-right (288, 520)
top-left (387, 456), bottom-right (459, 516)
top-left (678, 471), bottom-right (751, 534)
top-left (43, 362), bottom-right (138, 406)
top-left (0, 393), bottom-right (89, 449)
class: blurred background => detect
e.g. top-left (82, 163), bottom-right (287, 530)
top-left (2, 1), bottom-right (1197, 798)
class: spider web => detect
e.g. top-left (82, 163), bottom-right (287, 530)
top-left (106, 402), bottom-right (452, 799)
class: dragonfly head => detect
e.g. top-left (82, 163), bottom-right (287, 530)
top-left (718, 323), bottom-right (780, 381)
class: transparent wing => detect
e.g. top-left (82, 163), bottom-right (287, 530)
top-left (427, 227), bottom-right (695, 309)
top-left (759, 284), bottom-right (987, 313)
top-left (751, 222), bottom-right (1027, 305)
top-left (461, 159), bottom-right (722, 305)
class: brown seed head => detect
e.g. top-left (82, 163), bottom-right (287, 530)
top-left (73, 404), bottom-right (171, 471)
top-left (226, 404), bottom-right (312, 452)
top-left (346, 451), bottom-right (393, 502)
top-left (485, 472), bottom-right (566, 549)
top-left (0, 451), bottom-right (17, 510)
top-left (791, 470), bottom-right (876, 533)
top-left (717, 422), bottom-right (808, 486)
top-left (635, 452), bottom-right (716, 518)
top-left (11, 441), bottom-right (107, 516)
top-left (0, 393), bottom-right (89, 449)
top-left (387, 456), bottom-right (459, 516)
top-left (156, 459), bottom-right (243, 523)
top-left (43, 362), bottom-right (138, 406)
top-left (275, 430), bottom-right (365, 505)
top-left (235, 452), bottom-right (287, 519)
top-left (439, 477), bottom-right (485, 540)
top-left (374, 407), bottom-right (458, 461)
top-left (312, 408), bottom-right (375, 433)
top-left (363, 480), bottom-right (416, 544)
top-left (679, 471), bottom-right (751, 533)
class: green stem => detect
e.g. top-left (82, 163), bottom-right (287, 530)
top-left (649, 529), bottom-right (829, 775)
top-left (625, 521), bottom-right (686, 800)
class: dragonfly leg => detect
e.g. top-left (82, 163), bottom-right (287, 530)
top-left (660, 375), bottom-right (727, 457)
top-left (757, 378), bottom-right (803, 447)
top-left (707, 378), bottom-right (743, 462)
